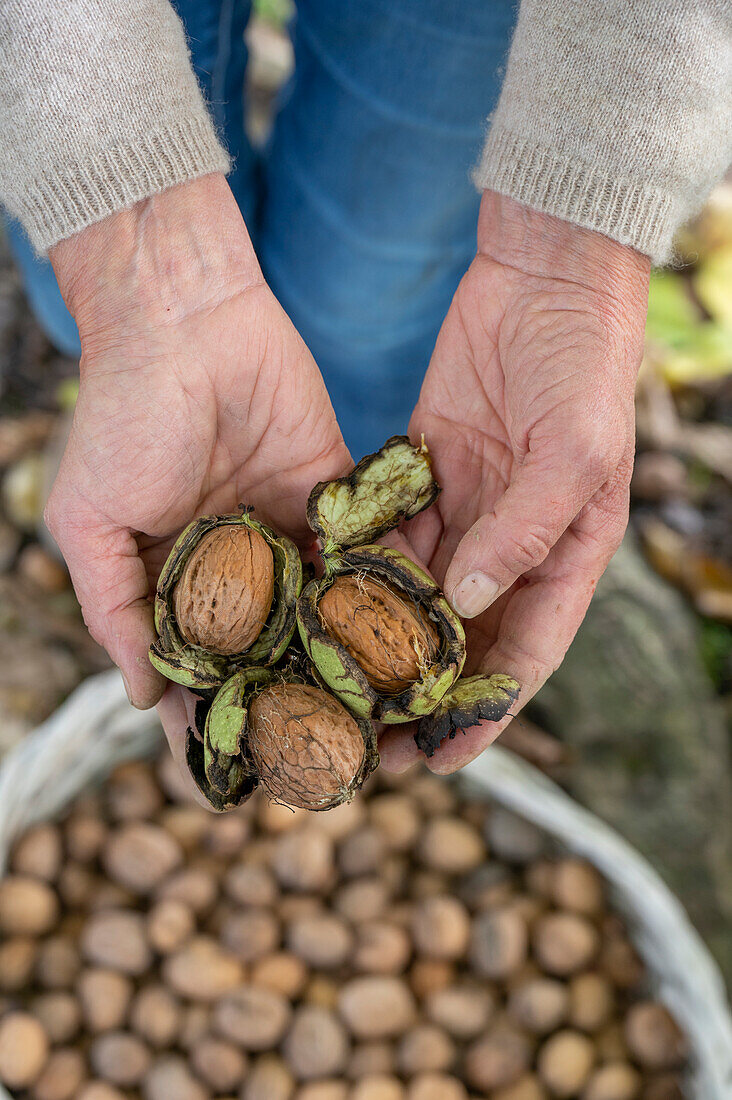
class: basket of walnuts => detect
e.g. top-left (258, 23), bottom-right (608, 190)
top-left (0, 438), bottom-right (729, 1100)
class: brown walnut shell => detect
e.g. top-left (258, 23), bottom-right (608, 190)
top-left (317, 574), bottom-right (440, 694)
top-left (248, 683), bottom-right (366, 810)
top-left (173, 525), bottom-right (274, 656)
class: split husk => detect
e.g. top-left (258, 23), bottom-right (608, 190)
top-left (186, 664), bottom-right (378, 812)
top-left (150, 510), bottom-right (302, 690)
top-left (297, 436), bottom-right (519, 745)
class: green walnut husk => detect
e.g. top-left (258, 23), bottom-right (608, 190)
top-left (415, 674), bottom-right (521, 757)
top-left (297, 436), bottom-right (465, 723)
top-left (298, 545), bottom-right (466, 723)
top-left (306, 434), bottom-right (440, 556)
top-left (297, 435), bottom-right (519, 749)
top-left (185, 663), bottom-right (378, 812)
top-left (150, 510), bottom-right (302, 689)
top-left (185, 670), bottom-right (265, 812)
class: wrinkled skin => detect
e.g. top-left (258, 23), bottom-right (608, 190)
top-left (47, 176), bottom-right (650, 800)
top-left (378, 193), bottom-right (650, 775)
top-left (47, 176), bottom-right (350, 802)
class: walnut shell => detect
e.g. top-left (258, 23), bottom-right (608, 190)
top-left (173, 525), bottom-right (274, 655)
top-left (317, 575), bottom-right (440, 694)
top-left (248, 684), bottom-right (367, 810)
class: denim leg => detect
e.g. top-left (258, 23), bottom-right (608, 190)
top-left (170, 0), bottom-right (258, 225)
top-left (3, 0), bottom-right (255, 357)
top-left (259, 0), bottom-right (517, 458)
top-left (3, 220), bottom-right (82, 357)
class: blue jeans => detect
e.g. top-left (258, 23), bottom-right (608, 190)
top-left (6, 0), bottom-right (515, 457)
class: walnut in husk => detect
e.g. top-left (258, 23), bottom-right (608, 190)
top-left (149, 510), bottom-right (302, 689)
top-left (173, 525), bottom-right (274, 655)
top-left (298, 542), bottom-right (466, 725)
top-left (297, 437), bottom-right (465, 724)
top-left (317, 574), bottom-right (441, 695)
top-left (297, 436), bottom-right (519, 744)
top-left (185, 667), bottom-right (377, 813)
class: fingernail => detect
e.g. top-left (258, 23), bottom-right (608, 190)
top-left (120, 671), bottom-right (136, 708)
top-left (451, 572), bottom-right (500, 618)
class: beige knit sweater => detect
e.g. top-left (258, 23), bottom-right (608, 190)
top-left (1, 1), bottom-right (730, 264)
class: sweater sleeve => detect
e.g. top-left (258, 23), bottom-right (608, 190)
top-left (0, 0), bottom-right (231, 255)
top-left (475, 0), bottom-right (732, 265)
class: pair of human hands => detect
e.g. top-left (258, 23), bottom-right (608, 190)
top-left (47, 173), bottom-right (649, 784)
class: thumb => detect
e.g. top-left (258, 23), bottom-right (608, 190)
top-left (444, 454), bottom-right (598, 619)
top-left (45, 498), bottom-right (165, 709)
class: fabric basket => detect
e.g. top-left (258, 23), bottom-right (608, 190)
top-left (0, 670), bottom-right (730, 1099)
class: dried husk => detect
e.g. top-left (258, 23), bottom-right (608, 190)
top-left (415, 675), bottom-right (521, 758)
top-left (185, 672), bottom-right (265, 813)
top-left (306, 435), bottom-right (440, 556)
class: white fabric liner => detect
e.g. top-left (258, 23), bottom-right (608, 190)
top-left (0, 670), bottom-right (730, 1099)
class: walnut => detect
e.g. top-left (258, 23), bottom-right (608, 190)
top-left (624, 1002), bottom-right (687, 1070)
top-left (318, 575), bottom-right (440, 694)
top-left (248, 684), bottom-right (367, 810)
top-left (173, 524), bottom-right (274, 655)
top-left (537, 1030), bottom-right (596, 1098)
top-left (0, 875), bottom-right (59, 936)
top-left (0, 1011), bottom-right (49, 1088)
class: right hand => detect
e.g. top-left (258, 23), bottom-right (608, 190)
top-left (47, 174), bottom-right (350, 775)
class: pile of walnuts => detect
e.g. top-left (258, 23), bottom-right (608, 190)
top-left (0, 755), bottom-right (687, 1100)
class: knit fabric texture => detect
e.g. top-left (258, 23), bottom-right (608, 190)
top-left (1, 1), bottom-right (731, 260)
top-left (0, 0), bottom-right (230, 254)
top-left (476, 0), bottom-right (732, 264)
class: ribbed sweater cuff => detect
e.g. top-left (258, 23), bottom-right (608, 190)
top-left (475, 128), bottom-right (678, 266)
top-left (10, 116), bottom-right (231, 255)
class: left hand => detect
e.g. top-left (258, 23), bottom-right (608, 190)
top-left (46, 176), bottom-right (352, 803)
top-left (379, 191), bottom-right (650, 774)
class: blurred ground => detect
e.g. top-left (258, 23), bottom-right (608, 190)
top-left (0, 10), bottom-right (729, 978)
